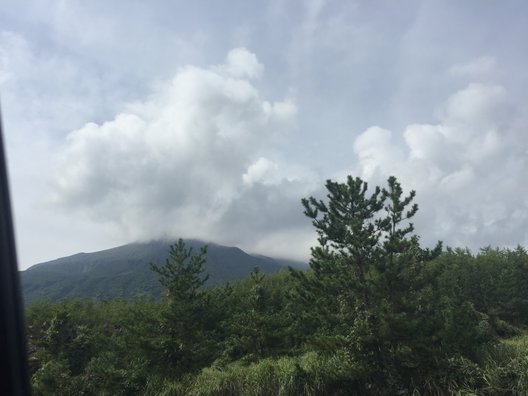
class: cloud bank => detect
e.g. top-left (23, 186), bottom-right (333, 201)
top-left (52, 49), bottom-right (315, 260)
top-left (4, 1), bottom-right (528, 269)
top-left (352, 82), bottom-right (528, 249)
top-left (52, 49), bottom-right (528, 259)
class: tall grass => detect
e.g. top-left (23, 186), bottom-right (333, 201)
top-left (180, 350), bottom-right (360, 396)
top-left (478, 333), bottom-right (528, 395)
top-left (150, 334), bottom-right (528, 396)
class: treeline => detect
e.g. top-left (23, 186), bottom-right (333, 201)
top-left (26, 177), bottom-right (528, 395)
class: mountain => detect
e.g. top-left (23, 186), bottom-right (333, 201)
top-left (20, 239), bottom-right (306, 304)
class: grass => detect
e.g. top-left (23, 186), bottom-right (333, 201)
top-left (478, 333), bottom-right (528, 395)
top-left (178, 350), bottom-right (359, 396)
top-left (147, 334), bottom-right (528, 395)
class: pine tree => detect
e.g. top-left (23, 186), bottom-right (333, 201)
top-left (296, 175), bottom-right (456, 391)
top-left (223, 268), bottom-right (292, 361)
top-left (149, 239), bottom-right (214, 376)
top-left (150, 239), bottom-right (209, 301)
top-left (301, 176), bottom-right (386, 309)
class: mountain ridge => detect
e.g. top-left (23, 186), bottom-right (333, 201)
top-left (21, 239), bottom-right (306, 304)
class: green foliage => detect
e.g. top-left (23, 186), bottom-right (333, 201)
top-left (148, 239), bottom-right (219, 377)
top-left (26, 298), bottom-right (153, 395)
top-left (24, 176), bottom-right (528, 395)
top-left (294, 175), bottom-right (494, 391)
top-left (31, 359), bottom-right (73, 396)
top-left (221, 268), bottom-right (295, 362)
top-left (185, 351), bottom-right (360, 396)
top-left (482, 334), bottom-right (528, 394)
top-left (21, 240), bottom-right (298, 304)
top-left (150, 239), bottom-right (209, 300)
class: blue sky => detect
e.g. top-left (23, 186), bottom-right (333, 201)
top-left (1, 1), bottom-right (528, 269)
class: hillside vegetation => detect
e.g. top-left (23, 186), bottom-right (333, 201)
top-left (25, 176), bottom-right (528, 395)
top-left (21, 240), bottom-right (302, 304)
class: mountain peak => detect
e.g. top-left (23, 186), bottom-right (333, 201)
top-left (21, 239), bottom-right (305, 304)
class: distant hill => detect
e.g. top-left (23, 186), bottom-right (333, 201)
top-left (20, 239), bottom-right (306, 304)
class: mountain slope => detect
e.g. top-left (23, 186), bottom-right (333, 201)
top-left (21, 239), bottom-right (305, 304)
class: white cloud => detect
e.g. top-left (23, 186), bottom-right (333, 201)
top-left (352, 83), bottom-right (528, 249)
top-left (49, 71), bottom-right (528, 258)
top-left (5, 1), bottom-right (528, 268)
top-left (51, 49), bottom-right (313, 259)
top-left (353, 126), bottom-right (405, 180)
top-left (223, 48), bottom-right (264, 79)
top-left (243, 157), bottom-right (280, 186)
top-left (249, 226), bottom-right (316, 261)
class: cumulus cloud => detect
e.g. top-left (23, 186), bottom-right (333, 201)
top-left (352, 82), bottom-right (528, 249)
top-left (243, 157), bottom-right (280, 186)
top-left (51, 48), bottom-right (313, 260)
top-left (6, 1), bottom-right (528, 270)
top-left (221, 47), bottom-right (264, 79)
top-left (52, 54), bottom-right (528, 258)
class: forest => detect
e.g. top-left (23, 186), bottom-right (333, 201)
top-left (25, 176), bottom-right (528, 395)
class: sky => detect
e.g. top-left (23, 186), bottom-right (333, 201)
top-left (1, 0), bottom-right (528, 270)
